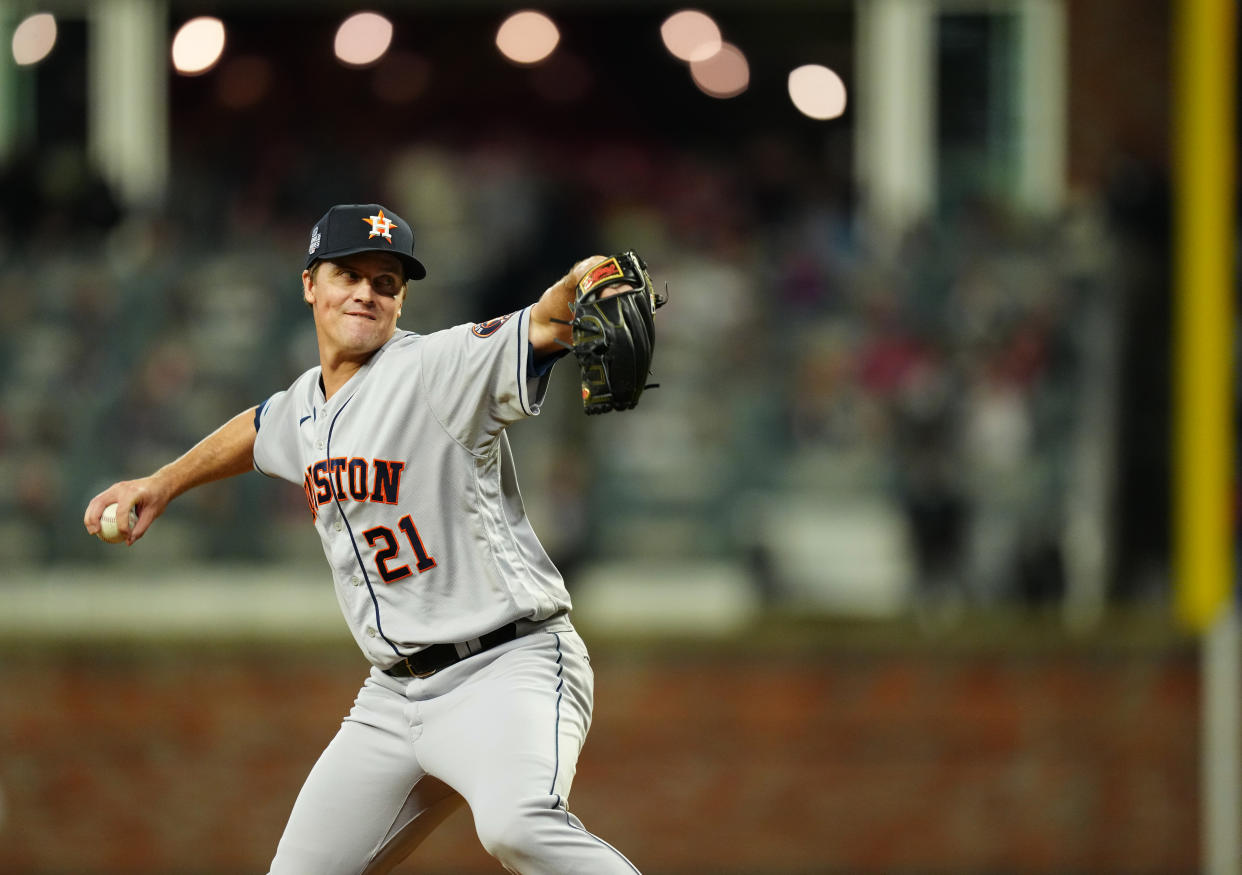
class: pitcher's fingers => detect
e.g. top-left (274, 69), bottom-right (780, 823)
top-left (127, 503), bottom-right (159, 545)
top-left (83, 488), bottom-right (119, 534)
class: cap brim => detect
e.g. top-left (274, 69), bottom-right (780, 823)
top-left (399, 254), bottom-right (427, 282)
top-left (307, 246), bottom-right (426, 282)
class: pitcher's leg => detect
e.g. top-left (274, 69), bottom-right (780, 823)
top-left (419, 630), bottom-right (639, 875)
top-left (361, 776), bottom-right (464, 875)
top-left (269, 674), bottom-right (448, 875)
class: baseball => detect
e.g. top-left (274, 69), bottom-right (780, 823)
top-left (98, 502), bottom-right (137, 544)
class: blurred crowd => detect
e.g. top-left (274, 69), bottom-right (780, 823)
top-left (0, 129), bottom-right (1137, 620)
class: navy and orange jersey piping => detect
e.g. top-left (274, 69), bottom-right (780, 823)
top-left (325, 393), bottom-right (406, 660)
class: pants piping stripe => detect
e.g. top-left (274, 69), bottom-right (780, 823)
top-left (548, 632), bottom-right (565, 800)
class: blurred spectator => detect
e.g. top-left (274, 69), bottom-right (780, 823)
top-left (891, 346), bottom-right (970, 621)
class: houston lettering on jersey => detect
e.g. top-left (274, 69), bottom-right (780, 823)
top-left (302, 457), bottom-right (405, 521)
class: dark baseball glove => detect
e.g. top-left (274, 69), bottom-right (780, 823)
top-left (556, 251), bottom-right (668, 414)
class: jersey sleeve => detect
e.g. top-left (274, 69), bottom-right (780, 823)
top-left (418, 305), bottom-right (556, 450)
top-left (252, 385), bottom-right (304, 484)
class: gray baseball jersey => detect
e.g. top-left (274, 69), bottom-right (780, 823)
top-left (253, 305), bottom-right (571, 666)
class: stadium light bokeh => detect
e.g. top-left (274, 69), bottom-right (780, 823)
top-left (660, 9), bottom-right (721, 62)
top-left (334, 12), bottom-right (393, 68)
top-left (788, 64), bottom-right (848, 120)
top-left (171, 16), bottom-right (226, 76)
top-left (690, 42), bottom-right (749, 98)
top-left (495, 10), bottom-right (560, 66)
top-left (11, 12), bottom-right (57, 66)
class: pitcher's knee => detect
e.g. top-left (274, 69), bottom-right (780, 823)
top-left (474, 796), bottom-right (559, 864)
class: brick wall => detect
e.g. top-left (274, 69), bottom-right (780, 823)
top-left (0, 636), bottom-right (1200, 874)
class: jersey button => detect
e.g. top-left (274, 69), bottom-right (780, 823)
top-left (316, 440), bottom-right (325, 450)
top-left (334, 521), bottom-right (344, 533)
top-left (366, 626), bottom-right (377, 638)
top-left (350, 575), bottom-right (361, 587)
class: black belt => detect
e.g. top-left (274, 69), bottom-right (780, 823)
top-left (383, 623), bottom-right (518, 679)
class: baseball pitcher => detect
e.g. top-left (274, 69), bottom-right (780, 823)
top-left (84, 203), bottom-right (663, 874)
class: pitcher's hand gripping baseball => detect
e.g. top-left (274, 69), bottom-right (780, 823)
top-left (555, 251), bottom-right (667, 414)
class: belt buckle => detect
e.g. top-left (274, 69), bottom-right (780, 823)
top-left (401, 656), bottom-right (440, 679)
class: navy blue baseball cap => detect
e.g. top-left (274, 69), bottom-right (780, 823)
top-left (305, 203), bottom-right (427, 281)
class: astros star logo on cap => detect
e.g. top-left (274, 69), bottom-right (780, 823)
top-left (363, 209), bottom-right (397, 242)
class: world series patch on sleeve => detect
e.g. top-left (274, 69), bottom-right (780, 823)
top-left (557, 250), bottom-right (668, 415)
